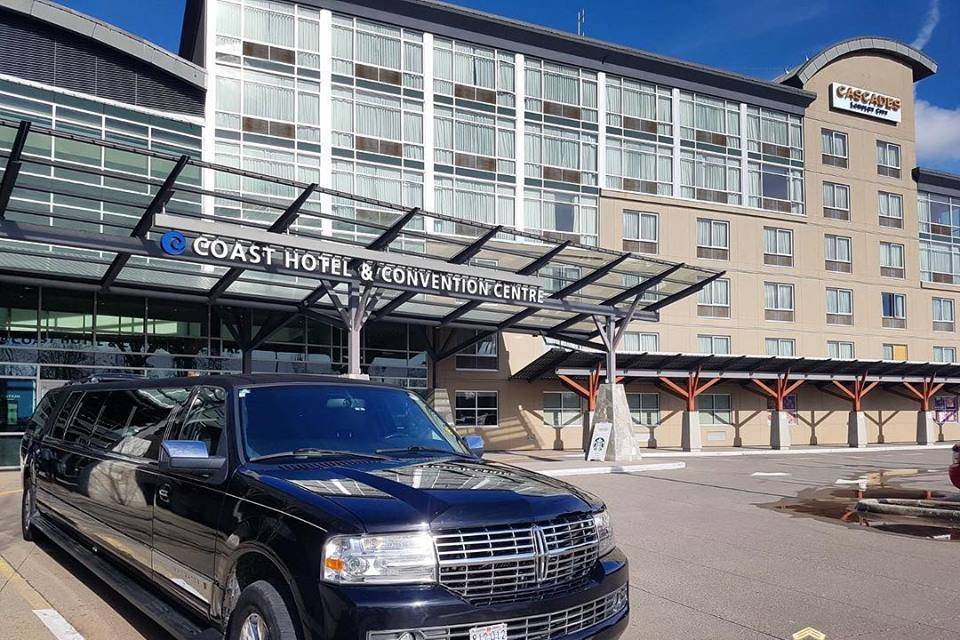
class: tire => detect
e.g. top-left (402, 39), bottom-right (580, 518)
top-left (21, 472), bottom-right (39, 542)
top-left (227, 580), bottom-right (300, 640)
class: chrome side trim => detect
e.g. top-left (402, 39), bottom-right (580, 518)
top-left (152, 548), bottom-right (213, 604)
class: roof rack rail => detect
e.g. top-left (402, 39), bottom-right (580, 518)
top-left (66, 373), bottom-right (145, 386)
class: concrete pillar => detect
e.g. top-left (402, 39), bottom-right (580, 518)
top-left (581, 409), bottom-right (596, 452)
top-left (591, 384), bottom-right (637, 462)
top-left (427, 387), bottom-right (454, 425)
top-left (847, 411), bottom-right (868, 448)
top-left (770, 410), bottom-right (791, 450)
top-left (681, 410), bottom-right (701, 452)
top-left (916, 410), bottom-right (936, 445)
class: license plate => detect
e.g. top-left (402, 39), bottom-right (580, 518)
top-left (469, 623), bottom-right (508, 640)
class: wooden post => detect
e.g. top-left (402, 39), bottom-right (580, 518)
top-left (831, 372), bottom-right (878, 411)
top-left (903, 376), bottom-right (944, 411)
top-left (751, 370), bottom-right (804, 410)
top-left (658, 368), bottom-right (723, 411)
top-left (560, 363), bottom-right (623, 411)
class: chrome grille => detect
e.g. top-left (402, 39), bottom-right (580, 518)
top-left (434, 514), bottom-right (599, 605)
top-left (367, 585), bottom-right (628, 640)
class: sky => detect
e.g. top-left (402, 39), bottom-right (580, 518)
top-left (58, 0), bottom-right (960, 173)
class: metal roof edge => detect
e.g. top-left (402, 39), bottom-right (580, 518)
top-left (777, 36), bottom-right (937, 87)
top-left (0, 0), bottom-right (207, 90)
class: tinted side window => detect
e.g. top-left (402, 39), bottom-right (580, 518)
top-left (50, 392), bottom-right (81, 440)
top-left (89, 390), bottom-right (139, 451)
top-left (26, 392), bottom-right (60, 438)
top-left (171, 387), bottom-right (226, 456)
top-left (126, 387), bottom-right (192, 460)
top-left (64, 392), bottom-right (108, 445)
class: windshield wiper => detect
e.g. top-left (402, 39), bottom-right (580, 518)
top-left (376, 445), bottom-right (474, 458)
top-left (249, 448), bottom-right (389, 463)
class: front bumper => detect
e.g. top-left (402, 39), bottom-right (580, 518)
top-left (308, 549), bottom-right (629, 639)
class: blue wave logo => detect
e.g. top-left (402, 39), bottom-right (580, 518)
top-left (160, 230), bottom-right (187, 256)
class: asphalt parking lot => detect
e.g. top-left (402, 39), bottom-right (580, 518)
top-left (1, 447), bottom-right (959, 640)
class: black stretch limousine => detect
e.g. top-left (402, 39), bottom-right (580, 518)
top-left (20, 374), bottom-right (629, 640)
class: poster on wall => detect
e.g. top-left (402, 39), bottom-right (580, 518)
top-left (934, 395), bottom-right (958, 424)
top-left (766, 395), bottom-right (798, 426)
top-left (587, 422), bottom-right (613, 461)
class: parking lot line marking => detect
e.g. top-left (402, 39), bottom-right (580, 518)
top-left (751, 472), bottom-right (790, 477)
top-left (33, 609), bottom-right (85, 640)
top-left (0, 489), bottom-right (23, 497)
top-left (541, 462), bottom-right (685, 477)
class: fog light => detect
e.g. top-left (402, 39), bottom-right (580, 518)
top-left (613, 587), bottom-right (629, 612)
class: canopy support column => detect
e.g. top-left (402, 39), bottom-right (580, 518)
top-left (659, 369), bottom-right (722, 451)
top-left (751, 371), bottom-right (804, 450)
top-left (903, 376), bottom-right (944, 445)
top-left (325, 282), bottom-right (380, 378)
top-left (831, 373), bottom-right (878, 448)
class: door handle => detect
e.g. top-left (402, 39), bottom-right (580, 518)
top-left (158, 485), bottom-right (171, 502)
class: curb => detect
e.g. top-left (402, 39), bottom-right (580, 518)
top-left (539, 462), bottom-right (686, 478)
top-left (627, 444), bottom-right (956, 458)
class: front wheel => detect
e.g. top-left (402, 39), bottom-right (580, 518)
top-left (228, 580), bottom-right (300, 640)
top-left (21, 473), bottom-right (39, 542)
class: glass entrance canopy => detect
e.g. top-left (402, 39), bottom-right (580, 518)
top-left (0, 118), bottom-right (719, 341)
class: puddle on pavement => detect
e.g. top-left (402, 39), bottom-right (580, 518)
top-left (763, 469), bottom-right (960, 541)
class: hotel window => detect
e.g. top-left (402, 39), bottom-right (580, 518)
top-left (876, 140), bottom-right (901, 178)
top-left (747, 106), bottom-right (803, 161)
top-left (679, 92), bottom-right (740, 148)
top-left (606, 76), bottom-right (672, 135)
top-left (882, 343), bottom-right (908, 360)
top-left (605, 138), bottom-right (673, 196)
top-left (332, 15), bottom-right (424, 89)
top-left (827, 341), bottom-right (855, 359)
top-left (622, 211), bottom-right (658, 254)
top-left (919, 192), bottom-right (960, 284)
top-left (331, 159), bottom-right (424, 241)
top-left (824, 234), bottom-right (852, 272)
top-left (764, 283), bottom-right (795, 322)
top-left (698, 335), bottom-right (731, 354)
top-left (826, 288), bottom-right (854, 325)
top-left (697, 394), bottom-right (732, 426)
top-left (878, 192), bottom-right (903, 228)
top-left (880, 242), bottom-right (905, 279)
top-left (524, 189), bottom-right (598, 246)
top-left (763, 227), bottom-right (793, 267)
top-left (435, 175), bottom-right (515, 232)
top-left (697, 279), bottom-right (731, 318)
top-left (455, 332), bottom-right (498, 370)
top-left (543, 392), bottom-right (582, 427)
top-left (765, 338), bottom-right (795, 357)
top-left (748, 162), bottom-right (804, 214)
top-left (524, 121), bottom-right (598, 185)
top-left (696, 218), bottom-right (730, 260)
top-left (433, 38), bottom-right (515, 107)
top-left (934, 346), bottom-right (957, 363)
top-left (454, 391), bottom-right (498, 427)
top-left (933, 297), bottom-right (955, 332)
top-left (627, 393), bottom-right (660, 427)
top-left (821, 128), bottom-right (848, 168)
top-left (621, 332), bottom-right (659, 353)
top-left (541, 265), bottom-right (581, 296)
top-left (331, 84), bottom-right (424, 159)
top-left (822, 182), bottom-right (850, 220)
top-left (524, 58), bottom-right (598, 122)
top-left (434, 105), bottom-right (516, 174)
top-left (679, 150), bottom-right (741, 206)
top-left (881, 292), bottom-right (906, 329)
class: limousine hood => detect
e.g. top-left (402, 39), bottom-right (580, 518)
top-left (247, 456), bottom-right (601, 533)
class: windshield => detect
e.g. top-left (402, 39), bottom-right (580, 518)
top-left (239, 384), bottom-right (470, 460)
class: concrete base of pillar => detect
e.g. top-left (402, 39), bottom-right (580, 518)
top-left (848, 411), bottom-right (868, 448)
top-left (427, 388), bottom-right (454, 425)
top-left (916, 410), bottom-right (936, 445)
top-left (590, 384), bottom-right (638, 462)
top-left (681, 410), bottom-right (701, 452)
top-left (770, 411), bottom-right (791, 450)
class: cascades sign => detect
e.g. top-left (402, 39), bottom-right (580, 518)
top-left (160, 229), bottom-right (545, 303)
top-left (830, 83), bottom-right (902, 123)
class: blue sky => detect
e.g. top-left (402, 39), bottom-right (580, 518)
top-left (59, 0), bottom-right (960, 173)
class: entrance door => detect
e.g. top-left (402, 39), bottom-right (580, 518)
top-left (0, 378), bottom-right (36, 469)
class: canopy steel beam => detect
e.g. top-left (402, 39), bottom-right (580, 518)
top-left (376, 225), bottom-right (503, 322)
top-left (365, 207), bottom-right (420, 251)
top-left (209, 183), bottom-right (317, 301)
top-left (551, 253), bottom-right (630, 300)
top-left (642, 270), bottom-right (725, 313)
top-left (0, 121), bottom-right (30, 220)
top-left (100, 154), bottom-right (190, 291)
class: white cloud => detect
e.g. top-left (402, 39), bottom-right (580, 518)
top-left (916, 100), bottom-right (960, 165)
top-left (912, 0), bottom-right (940, 49)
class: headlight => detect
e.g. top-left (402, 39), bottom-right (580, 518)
top-left (593, 510), bottom-right (615, 557)
top-left (322, 532), bottom-right (437, 584)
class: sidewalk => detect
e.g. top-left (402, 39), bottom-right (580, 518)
top-left (486, 441), bottom-right (956, 477)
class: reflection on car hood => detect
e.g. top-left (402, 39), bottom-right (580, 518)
top-left (249, 457), bottom-right (600, 533)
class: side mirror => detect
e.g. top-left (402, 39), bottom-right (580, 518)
top-left (159, 440), bottom-right (226, 475)
top-left (464, 434), bottom-right (485, 458)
